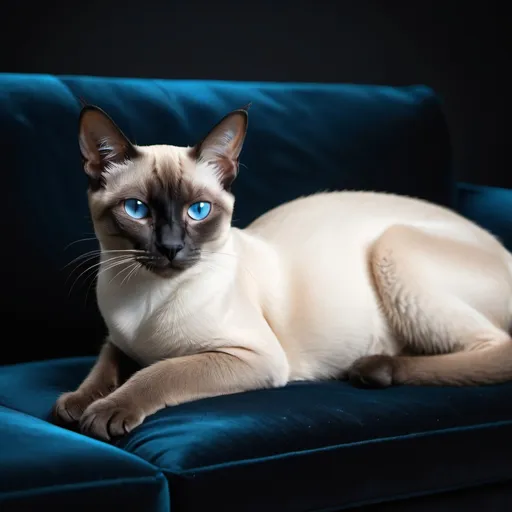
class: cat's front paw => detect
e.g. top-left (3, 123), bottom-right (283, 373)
top-left (53, 390), bottom-right (99, 425)
top-left (80, 397), bottom-right (145, 441)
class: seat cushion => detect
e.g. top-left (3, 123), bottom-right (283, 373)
top-left (0, 406), bottom-right (168, 511)
top-left (1, 358), bottom-right (511, 512)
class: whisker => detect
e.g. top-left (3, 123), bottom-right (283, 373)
top-left (200, 250), bottom-right (238, 259)
top-left (120, 264), bottom-right (136, 287)
top-left (63, 237), bottom-right (98, 251)
top-left (118, 262), bottom-right (137, 287)
top-left (84, 271), bottom-right (98, 306)
top-left (62, 250), bottom-right (101, 271)
top-left (102, 249), bottom-right (147, 254)
top-left (82, 253), bottom-right (135, 304)
top-left (120, 262), bottom-right (141, 287)
top-left (109, 261), bottom-right (136, 285)
top-left (67, 255), bottom-right (134, 296)
top-left (201, 263), bottom-right (231, 278)
top-left (62, 248), bottom-right (147, 272)
top-left (90, 258), bottom-right (137, 291)
top-left (65, 253), bottom-right (130, 285)
top-left (200, 254), bottom-right (257, 283)
top-left (94, 258), bottom-right (131, 282)
top-left (128, 263), bottom-right (142, 285)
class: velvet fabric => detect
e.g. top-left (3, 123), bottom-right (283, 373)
top-left (1, 358), bottom-right (512, 511)
top-left (1, 73), bottom-right (452, 365)
top-left (456, 182), bottom-right (512, 250)
top-left (0, 404), bottom-right (169, 512)
top-left (1, 73), bottom-right (512, 511)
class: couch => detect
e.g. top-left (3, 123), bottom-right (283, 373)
top-left (1, 73), bottom-right (511, 511)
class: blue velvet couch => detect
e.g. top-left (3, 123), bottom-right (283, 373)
top-left (1, 73), bottom-right (511, 511)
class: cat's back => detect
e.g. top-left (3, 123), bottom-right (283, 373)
top-left (245, 190), bottom-right (499, 250)
top-left (240, 191), bottom-right (509, 380)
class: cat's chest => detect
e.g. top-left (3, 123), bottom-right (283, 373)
top-left (97, 276), bottom-right (180, 365)
top-left (96, 267), bottom-right (223, 366)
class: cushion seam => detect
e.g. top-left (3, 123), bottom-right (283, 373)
top-left (0, 356), bottom-right (95, 370)
top-left (0, 405), bottom-right (165, 478)
top-left (309, 476), bottom-right (512, 512)
top-left (0, 402), bottom-right (43, 418)
top-left (0, 473), bottom-right (166, 501)
top-left (172, 419), bottom-right (512, 475)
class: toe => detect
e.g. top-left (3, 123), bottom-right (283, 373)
top-left (108, 411), bottom-right (129, 438)
top-left (80, 400), bottom-right (114, 441)
top-left (53, 392), bottom-right (87, 424)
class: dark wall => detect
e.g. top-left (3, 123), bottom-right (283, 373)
top-left (2, 0), bottom-right (509, 188)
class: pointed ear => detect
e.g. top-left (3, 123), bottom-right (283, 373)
top-left (193, 105), bottom-right (249, 190)
top-left (78, 105), bottom-right (138, 182)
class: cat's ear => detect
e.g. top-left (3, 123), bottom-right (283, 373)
top-left (78, 105), bottom-right (138, 181)
top-left (193, 105), bottom-right (249, 190)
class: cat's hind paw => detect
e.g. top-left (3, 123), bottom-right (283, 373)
top-left (348, 354), bottom-right (396, 388)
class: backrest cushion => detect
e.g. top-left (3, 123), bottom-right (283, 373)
top-left (1, 74), bottom-right (453, 363)
top-left (456, 183), bottom-right (512, 251)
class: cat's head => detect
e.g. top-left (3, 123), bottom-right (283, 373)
top-left (78, 104), bottom-right (248, 277)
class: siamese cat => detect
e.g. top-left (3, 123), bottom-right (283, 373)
top-left (53, 104), bottom-right (512, 442)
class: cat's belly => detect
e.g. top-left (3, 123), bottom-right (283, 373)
top-left (272, 253), bottom-right (399, 381)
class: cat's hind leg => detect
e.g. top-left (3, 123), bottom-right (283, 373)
top-left (348, 224), bottom-right (512, 387)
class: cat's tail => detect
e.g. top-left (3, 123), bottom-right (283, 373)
top-left (349, 335), bottom-right (512, 387)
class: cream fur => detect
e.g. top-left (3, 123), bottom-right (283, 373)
top-left (98, 189), bottom-right (512, 383)
top-left (54, 106), bottom-right (512, 441)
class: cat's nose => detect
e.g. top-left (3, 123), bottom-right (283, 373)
top-left (157, 242), bottom-right (184, 261)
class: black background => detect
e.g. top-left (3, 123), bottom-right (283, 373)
top-left (1, 0), bottom-right (509, 188)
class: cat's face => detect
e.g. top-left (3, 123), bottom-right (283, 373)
top-left (78, 105), bottom-right (248, 277)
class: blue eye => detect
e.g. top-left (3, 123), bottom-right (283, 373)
top-left (124, 198), bottom-right (149, 219)
top-left (187, 201), bottom-right (211, 221)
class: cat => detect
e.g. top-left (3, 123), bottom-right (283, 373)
top-left (53, 103), bottom-right (512, 442)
